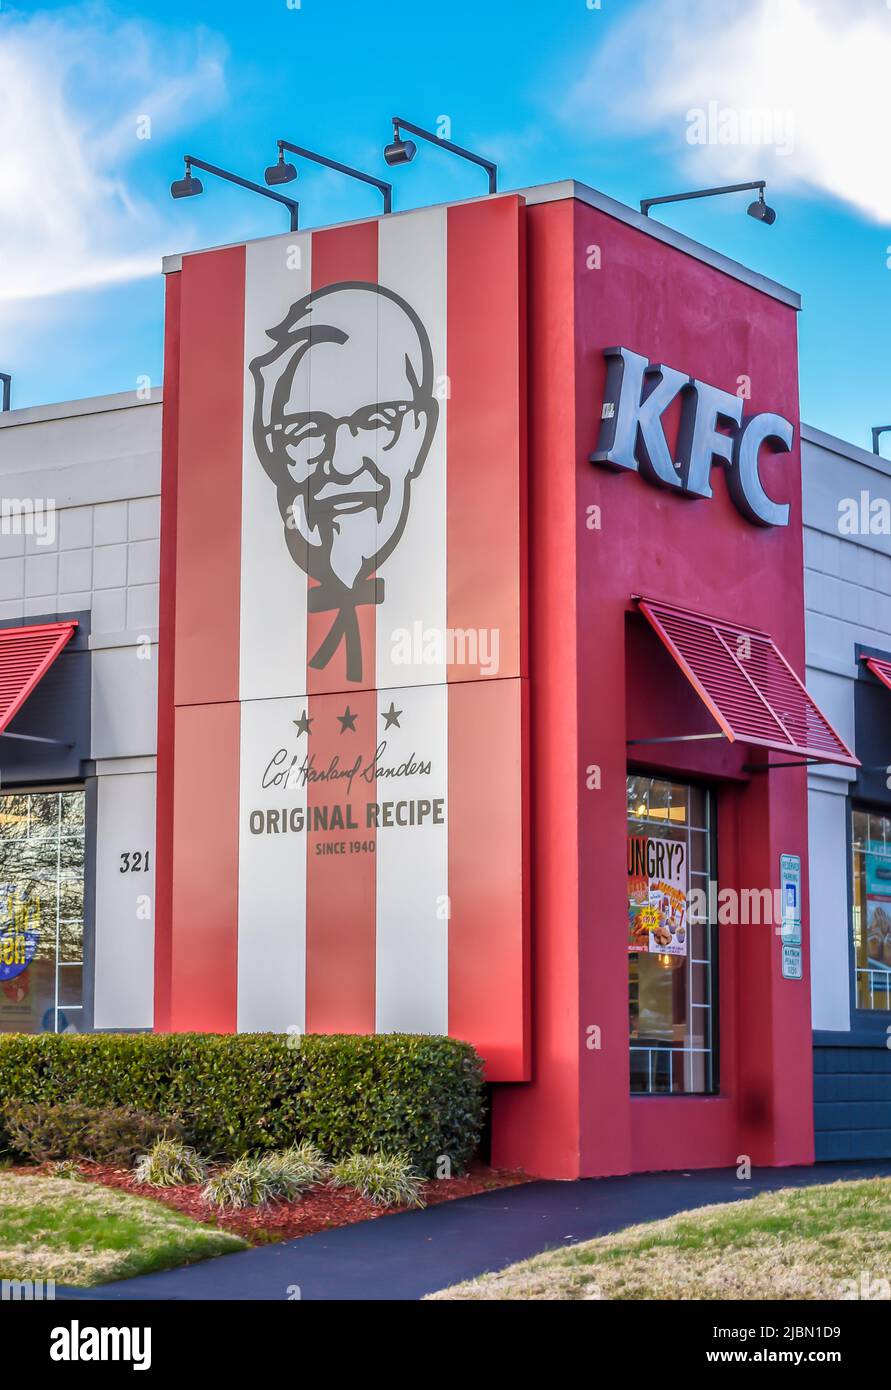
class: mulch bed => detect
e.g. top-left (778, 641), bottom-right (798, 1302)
top-left (13, 1160), bottom-right (528, 1244)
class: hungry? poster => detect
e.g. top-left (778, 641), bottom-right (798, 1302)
top-left (627, 835), bottom-right (688, 956)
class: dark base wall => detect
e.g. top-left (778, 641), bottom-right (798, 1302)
top-left (814, 1032), bottom-right (891, 1160)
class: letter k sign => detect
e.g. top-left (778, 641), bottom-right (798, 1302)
top-left (593, 347), bottom-right (688, 488)
top-left (590, 345), bottom-right (792, 527)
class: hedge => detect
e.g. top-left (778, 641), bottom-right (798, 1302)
top-left (0, 1033), bottom-right (485, 1175)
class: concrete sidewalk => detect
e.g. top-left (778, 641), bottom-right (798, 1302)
top-left (57, 1159), bottom-right (891, 1301)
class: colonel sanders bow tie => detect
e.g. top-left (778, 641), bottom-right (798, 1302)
top-left (307, 575), bottom-right (384, 684)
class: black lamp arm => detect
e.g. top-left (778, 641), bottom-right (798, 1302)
top-left (640, 180), bottom-right (766, 216)
top-left (184, 155), bottom-right (299, 230)
top-left (277, 141), bottom-right (392, 214)
top-left (392, 116), bottom-right (497, 194)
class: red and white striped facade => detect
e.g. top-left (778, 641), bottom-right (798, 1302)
top-left (156, 196), bottom-right (530, 1079)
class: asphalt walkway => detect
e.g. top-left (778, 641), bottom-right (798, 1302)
top-left (57, 1158), bottom-right (891, 1301)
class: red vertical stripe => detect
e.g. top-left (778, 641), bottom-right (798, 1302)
top-left (304, 221), bottom-right (379, 1033)
top-left (174, 247), bottom-right (245, 705)
top-left (446, 197), bottom-right (527, 682)
top-left (166, 246), bottom-right (245, 1030)
top-left (304, 690), bottom-right (378, 1033)
top-left (448, 678), bottom-right (530, 1079)
top-left (154, 269), bottom-right (181, 1031)
top-left (169, 703), bottom-right (240, 1031)
top-left (446, 196), bottom-right (530, 1077)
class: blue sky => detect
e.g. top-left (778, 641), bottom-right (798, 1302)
top-left (1, 0), bottom-right (889, 451)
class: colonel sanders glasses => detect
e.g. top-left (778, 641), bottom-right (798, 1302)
top-left (270, 401), bottom-right (418, 461)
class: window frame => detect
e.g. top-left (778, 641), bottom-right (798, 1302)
top-left (0, 780), bottom-right (95, 1035)
top-left (847, 796), bottom-right (891, 1029)
top-left (626, 769), bottom-right (721, 1098)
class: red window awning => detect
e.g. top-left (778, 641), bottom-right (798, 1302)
top-left (863, 655), bottom-right (891, 694)
top-left (0, 622), bottom-right (78, 734)
top-left (636, 598), bottom-right (858, 767)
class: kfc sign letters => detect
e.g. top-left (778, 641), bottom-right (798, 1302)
top-left (591, 345), bottom-right (793, 527)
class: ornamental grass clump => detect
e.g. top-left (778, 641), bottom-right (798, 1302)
top-left (202, 1145), bottom-right (326, 1210)
top-left (134, 1138), bottom-right (209, 1188)
top-left (49, 1159), bottom-right (84, 1181)
top-left (274, 1140), bottom-right (329, 1185)
top-left (329, 1152), bottom-right (426, 1208)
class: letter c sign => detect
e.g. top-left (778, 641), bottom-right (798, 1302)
top-left (590, 346), bottom-right (792, 527)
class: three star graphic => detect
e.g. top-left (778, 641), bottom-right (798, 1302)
top-left (291, 702), bottom-right (403, 736)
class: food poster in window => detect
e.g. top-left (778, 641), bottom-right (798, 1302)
top-left (627, 835), bottom-right (688, 956)
top-left (864, 842), bottom-right (891, 973)
top-left (0, 886), bottom-right (43, 1030)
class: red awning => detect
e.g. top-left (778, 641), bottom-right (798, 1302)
top-left (0, 622), bottom-right (78, 734)
top-left (863, 655), bottom-right (891, 694)
top-left (636, 598), bottom-right (858, 767)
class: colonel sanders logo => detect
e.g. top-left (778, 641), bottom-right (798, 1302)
top-left (250, 281), bottom-right (439, 683)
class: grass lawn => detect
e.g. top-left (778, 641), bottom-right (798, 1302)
top-left (0, 1174), bottom-right (247, 1287)
top-left (428, 1178), bottom-right (891, 1301)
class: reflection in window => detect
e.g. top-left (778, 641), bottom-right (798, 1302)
top-left (628, 775), bottom-right (717, 1095)
top-left (851, 807), bottom-right (891, 1012)
top-left (0, 792), bottom-right (85, 1034)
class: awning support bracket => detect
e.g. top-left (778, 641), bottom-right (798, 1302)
top-left (0, 731), bottom-right (75, 748)
top-left (627, 733), bottom-right (727, 746)
top-left (743, 757), bottom-right (830, 772)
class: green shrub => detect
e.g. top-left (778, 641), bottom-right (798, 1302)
top-left (203, 1149), bottom-right (315, 1210)
top-left (134, 1138), bottom-right (208, 1187)
top-left (330, 1151), bottom-right (426, 1208)
top-left (2, 1101), bottom-right (180, 1165)
top-left (0, 1033), bottom-right (484, 1176)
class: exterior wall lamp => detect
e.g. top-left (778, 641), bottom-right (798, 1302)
top-left (171, 155), bottom-right (300, 231)
top-left (266, 141), bottom-right (392, 214)
top-left (641, 180), bottom-right (777, 225)
top-left (383, 116), bottom-right (497, 195)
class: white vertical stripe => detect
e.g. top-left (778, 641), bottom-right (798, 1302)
top-left (237, 697), bottom-right (308, 1032)
top-left (240, 232), bottom-right (312, 702)
top-left (375, 208), bottom-right (448, 690)
top-left (374, 682), bottom-right (449, 1033)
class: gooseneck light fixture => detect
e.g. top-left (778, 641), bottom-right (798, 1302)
top-left (872, 426), bottom-right (891, 457)
top-left (171, 155), bottom-right (300, 231)
top-left (383, 117), bottom-right (497, 194)
top-left (266, 140), bottom-right (392, 214)
top-left (641, 180), bottom-right (777, 226)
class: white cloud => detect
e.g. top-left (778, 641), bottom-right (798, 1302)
top-left (0, 5), bottom-right (227, 306)
top-left (565, 0), bottom-right (891, 223)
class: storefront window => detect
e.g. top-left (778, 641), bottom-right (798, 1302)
top-left (628, 775), bottom-right (717, 1095)
top-left (851, 807), bottom-right (891, 1012)
top-left (0, 791), bottom-right (85, 1034)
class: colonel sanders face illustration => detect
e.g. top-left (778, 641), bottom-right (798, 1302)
top-left (250, 282), bottom-right (439, 683)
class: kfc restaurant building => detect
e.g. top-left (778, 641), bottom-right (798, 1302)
top-left (151, 179), bottom-right (863, 1181)
top-left (2, 180), bottom-right (885, 1179)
